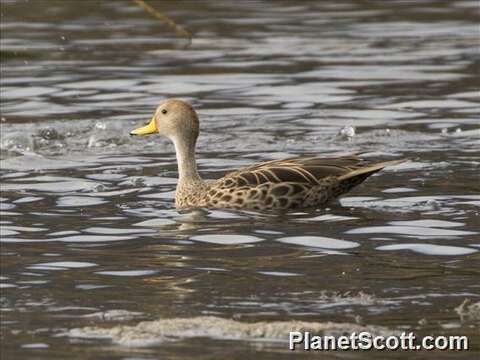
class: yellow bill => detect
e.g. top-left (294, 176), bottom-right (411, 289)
top-left (130, 117), bottom-right (158, 136)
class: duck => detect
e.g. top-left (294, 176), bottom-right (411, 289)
top-left (130, 99), bottom-right (404, 210)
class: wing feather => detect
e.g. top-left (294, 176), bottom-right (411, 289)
top-left (218, 154), bottom-right (364, 187)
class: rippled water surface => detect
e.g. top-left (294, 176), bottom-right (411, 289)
top-left (1, 0), bottom-right (479, 358)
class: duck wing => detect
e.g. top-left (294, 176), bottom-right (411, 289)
top-left (205, 155), bottom-right (405, 210)
top-left (219, 154), bottom-right (364, 187)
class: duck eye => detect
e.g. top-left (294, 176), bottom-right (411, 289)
top-left (161, 109), bottom-right (167, 115)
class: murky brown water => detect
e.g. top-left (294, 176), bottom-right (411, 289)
top-left (1, 0), bottom-right (479, 358)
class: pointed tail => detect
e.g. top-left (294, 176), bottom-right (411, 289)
top-left (338, 159), bottom-right (407, 182)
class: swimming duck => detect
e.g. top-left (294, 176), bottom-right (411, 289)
top-left (130, 99), bottom-right (404, 210)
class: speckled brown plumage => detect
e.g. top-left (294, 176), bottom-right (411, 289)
top-left (131, 99), bottom-right (405, 211)
top-left (178, 155), bottom-right (404, 210)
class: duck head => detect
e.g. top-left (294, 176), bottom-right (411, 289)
top-left (130, 99), bottom-right (199, 144)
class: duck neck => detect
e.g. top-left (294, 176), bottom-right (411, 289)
top-left (172, 135), bottom-right (202, 186)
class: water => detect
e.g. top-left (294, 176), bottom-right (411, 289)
top-left (1, 0), bottom-right (479, 358)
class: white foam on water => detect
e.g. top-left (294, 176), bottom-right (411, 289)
top-left (2, 180), bottom-right (99, 193)
top-left (0, 155), bottom-right (98, 171)
top-left (68, 316), bottom-right (395, 347)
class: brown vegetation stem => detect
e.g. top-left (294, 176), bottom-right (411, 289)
top-left (131, 0), bottom-right (192, 46)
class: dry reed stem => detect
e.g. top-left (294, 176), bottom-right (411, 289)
top-left (131, 0), bottom-right (192, 46)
